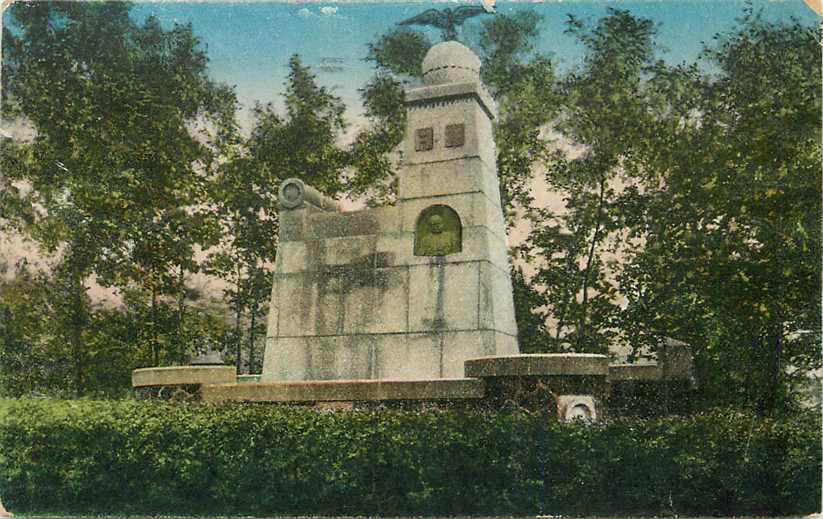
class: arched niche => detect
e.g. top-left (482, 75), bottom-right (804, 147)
top-left (414, 205), bottom-right (462, 257)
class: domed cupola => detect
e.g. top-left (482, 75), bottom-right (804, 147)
top-left (421, 41), bottom-right (481, 86)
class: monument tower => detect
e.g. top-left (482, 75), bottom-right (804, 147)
top-left (261, 41), bottom-right (519, 382)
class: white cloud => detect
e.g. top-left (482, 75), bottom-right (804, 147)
top-left (296, 7), bottom-right (312, 17)
top-left (319, 6), bottom-right (338, 15)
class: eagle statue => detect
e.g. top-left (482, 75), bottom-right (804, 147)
top-left (398, 4), bottom-right (495, 41)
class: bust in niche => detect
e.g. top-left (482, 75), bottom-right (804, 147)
top-left (414, 205), bottom-right (462, 256)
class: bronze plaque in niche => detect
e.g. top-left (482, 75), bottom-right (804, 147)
top-left (445, 123), bottom-right (465, 148)
top-left (414, 205), bottom-right (462, 257)
top-left (415, 127), bottom-right (434, 151)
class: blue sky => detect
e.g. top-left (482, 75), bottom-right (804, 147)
top-left (117, 0), bottom-right (818, 127)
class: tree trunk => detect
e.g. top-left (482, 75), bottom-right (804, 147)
top-left (248, 304), bottom-right (257, 374)
top-left (151, 286), bottom-right (159, 367)
top-left (176, 265), bottom-right (186, 365)
top-left (68, 266), bottom-right (87, 396)
top-left (761, 323), bottom-right (783, 415)
top-left (234, 267), bottom-right (243, 374)
top-left (576, 177), bottom-right (607, 350)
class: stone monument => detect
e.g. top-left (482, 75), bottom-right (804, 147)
top-left (261, 41), bottom-right (519, 382)
top-left (132, 42), bottom-right (692, 416)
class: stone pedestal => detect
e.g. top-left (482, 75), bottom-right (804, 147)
top-left (465, 354), bottom-right (609, 415)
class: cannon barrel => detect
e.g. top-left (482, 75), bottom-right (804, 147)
top-left (278, 178), bottom-right (338, 211)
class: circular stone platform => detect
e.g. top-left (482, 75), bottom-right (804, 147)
top-left (464, 353), bottom-right (609, 378)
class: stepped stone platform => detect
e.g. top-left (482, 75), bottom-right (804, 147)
top-left (133, 353), bottom-right (611, 410)
top-left (201, 378), bottom-right (485, 404)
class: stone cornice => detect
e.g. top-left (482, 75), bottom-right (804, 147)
top-left (405, 81), bottom-right (497, 120)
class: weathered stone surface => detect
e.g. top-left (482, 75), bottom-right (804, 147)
top-left (375, 334), bottom-right (442, 379)
top-left (421, 41), bottom-right (481, 86)
top-left (486, 330), bottom-right (520, 356)
top-left (408, 262), bottom-right (480, 332)
top-left (398, 158), bottom-right (501, 203)
top-left (440, 331), bottom-right (496, 378)
top-left (202, 378), bottom-right (486, 403)
top-left (303, 336), bottom-right (371, 380)
top-left (404, 94), bottom-right (496, 168)
top-left (478, 262), bottom-right (518, 336)
top-left (274, 241), bottom-right (308, 274)
top-left (406, 81), bottom-right (497, 119)
top-left (262, 337), bottom-right (309, 381)
top-left (374, 227), bottom-right (507, 269)
top-left (132, 366), bottom-right (236, 388)
top-left (262, 41), bottom-right (519, 386)
top-left (307, 209), bottom-right (382, 240)
top-left (464, 354), bottom-right (610, 378)
top-left (608, 364), bottom-right (663, 381)
top-left (316, 235), bottom-right (377, 267)
top-left (342, 267), bottom-right (408, 334)
top-left (276, 274), bottom-right (330, 337)
top-left (279, 208), bottom-right (308, 242)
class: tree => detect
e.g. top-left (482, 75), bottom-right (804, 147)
top-left (207, 149), bottom-right (277, 374)
top-left (0, 259), bottom-right (147, 397)
top-left (614, 9), bottom-right (821, 413)
top-left (519, 9), bottom-right (658, 353)
top-left (347, 73), bottom-right (406, 205)
top-left (2, 2), bottom-right (236, 385)
top-left (208, 55), bottom-right (350, 372)
top-left (525, 6), bottom-right (820, 412)
top-left (510, 266), bottom-right (552, 353)
top-left (366, 29), bottom-right (430, 78)
top-left (0, 261), bottom-right (69, 396)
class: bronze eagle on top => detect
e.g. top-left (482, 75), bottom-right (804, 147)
top-left (398, 5), bottom-right (495, 41)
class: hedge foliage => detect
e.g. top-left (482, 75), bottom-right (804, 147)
top-left (0, 399), bottom-right (819, 516)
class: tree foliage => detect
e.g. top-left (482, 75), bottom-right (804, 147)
top-left (1, 1), bottom-right (236, 386)
top-left (613, 9), bottom-right (822, 412)
top-left (521, 7), bottom-right (821, 412)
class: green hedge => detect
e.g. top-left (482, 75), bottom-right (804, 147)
top-left (0, 399), bottom-right (819, 516)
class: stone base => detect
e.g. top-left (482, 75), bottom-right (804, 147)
top-left (465, 354), bottom-right (609, 415)
top-left (465, 353), bottom-right (609, 377)
top-left (129, 352), bottom-right (694, 419)
top-left (132, 365), bottom-right (236, 387)
top-left (202, 378), bottom-right (485, 404)
top-left (135, 384), bottom-right (201, 401)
